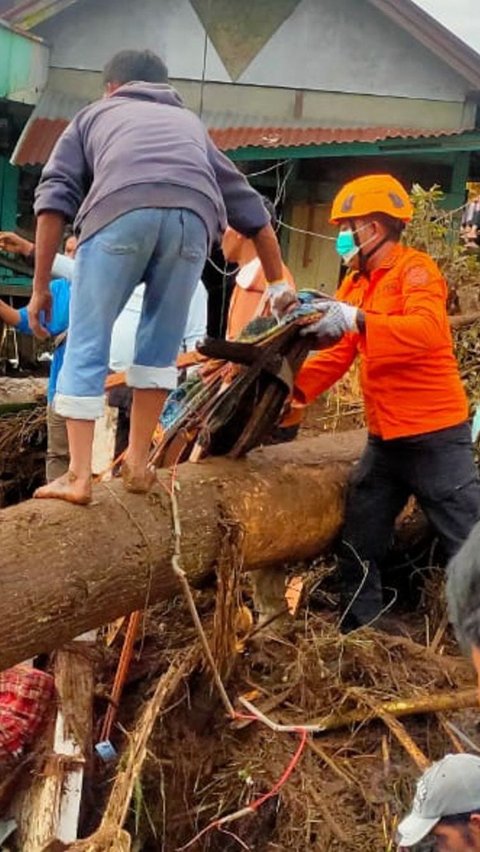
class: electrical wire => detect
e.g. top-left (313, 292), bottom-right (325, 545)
top-left (274, 162), bottom-right (294, 208)
top-left (178, 721), bottom-right (308, 851)
top-left (198, 0), bottom-right (211, 119)
top-left (244, 159), bottom-right (290, 179)
top-left (207, 166), bottom-right (472, 338)
top-left (276, 197), bottom-right (472, 244)
top-left (278, 218), bottom-right (337, 242)
top-left (428, 200), bottom-right (470, 224)
top-left (207, 256), bottom-right (240, 276)
top-left (336, 540), bottom-right (370, 630)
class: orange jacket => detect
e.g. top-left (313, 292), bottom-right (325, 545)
top-left (295, 244), bottom-right (468, 439)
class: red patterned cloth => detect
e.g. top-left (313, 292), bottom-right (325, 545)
top-left (0, 665), bottom-right (55, 760)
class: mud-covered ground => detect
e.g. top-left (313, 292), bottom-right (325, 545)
top-left (87, 571), bottom-right (477, 852)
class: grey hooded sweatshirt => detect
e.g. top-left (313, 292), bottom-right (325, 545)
top-left (34, 82), bottom-right (269, 246)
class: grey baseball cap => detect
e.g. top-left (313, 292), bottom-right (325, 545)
top-left (397, 753), bottom-right (480, 847)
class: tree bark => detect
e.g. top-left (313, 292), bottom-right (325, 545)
top-left (0, 376), bottom-right (46, 413)
top-left (449, 311), bottom-right (480, 329)
top-left (0, 431), bottom-right (366, 671)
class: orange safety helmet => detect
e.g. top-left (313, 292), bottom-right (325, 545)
top-left (330, 174), bottom-right (413, 224)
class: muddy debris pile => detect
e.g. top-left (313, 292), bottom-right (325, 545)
top-left (14, 570), bottom-right (470, 852)
top-left (0, 377), bottom-right (47, 506)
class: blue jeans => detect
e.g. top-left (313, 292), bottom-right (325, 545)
top-left (55, 208), bottom-right (207, 419)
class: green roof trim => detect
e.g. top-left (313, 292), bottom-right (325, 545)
top-left (228, 131), bottom-right (480, 161)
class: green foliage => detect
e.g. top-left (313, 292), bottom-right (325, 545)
top-left (453, 321), bottom-right (480, 408)
top-left (404, 184), bottom-right (479, 312)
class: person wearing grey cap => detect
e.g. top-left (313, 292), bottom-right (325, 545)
top-left (397, 754), bottom-right (480, 850)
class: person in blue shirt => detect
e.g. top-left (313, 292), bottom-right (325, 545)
top-left (0, 232), bottom-right (76, 481)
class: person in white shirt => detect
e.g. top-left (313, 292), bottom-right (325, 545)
top-left (109, 281), bottom-right (207, 372)
top-left (108, 280), bottom-right (207, 460)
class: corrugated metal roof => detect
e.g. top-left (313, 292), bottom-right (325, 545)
top-left (207, 123), bottom-right (469, 152)
top-left (0, 16), bottom-right (45, 44)
top-left (1, 0), bottom-right (79, 29)
top-left (10, 89), bottom-right (89, 166)
top-left (9, 89), bottom-right (478, 166)
top-left (13, 117), bottom-right (71, 165)
top-left (23, 87), bottom-right (89, 119)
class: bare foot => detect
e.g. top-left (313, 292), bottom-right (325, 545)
top-left (121, 460), bottom-right (157, 494)
top-left (34, 471), bottom-right (92, 505)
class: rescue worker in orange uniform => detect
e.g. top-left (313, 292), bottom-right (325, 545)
top-left (291, 174), bottom-right (480, 633)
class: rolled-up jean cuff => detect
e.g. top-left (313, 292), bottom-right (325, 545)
top-left (127, 365), bottom-right (178, 390)
top-left (54, 393), bottom-right (105, 420)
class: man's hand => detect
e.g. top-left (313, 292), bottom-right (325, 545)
top-left (267, 281), bottom-right (298, 320)
top-left (300, 300), bottom-right (359, 349)
top-left (27, 289), bottom-right (52, 339)
top-left (0, 231), bottom-right (33, 256)
top-left (32, 211), bottom-right (66, 317)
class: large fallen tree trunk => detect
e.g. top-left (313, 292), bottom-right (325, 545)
top-left (0, 431), bottom-right (366, 670)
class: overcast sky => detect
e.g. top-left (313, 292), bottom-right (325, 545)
top-left (413, 0), bottom-right (480, 53)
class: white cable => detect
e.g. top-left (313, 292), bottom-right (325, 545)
top-left (245, 159), bottom-right (290, 179)
top-left (277, 199), bottom-right (472, 244)
top-left (198, 0), bottom-right (210, 119)
top-left (337, 539), bottom-right (401, 631)
top-left (337, 540), bottom-right (370, 629)
top-left (363, 587), bottom-right (398, 630)
top-left (213, 176), bottom-right (473, 252)
top-left (274, 163), bottom-right (294, 208)
top-left (207, 257), bottom-right (240, 276)
top-left (278, 219), bottom-right (337, 242)
top-left (430, 200), bottom-right (469, 224)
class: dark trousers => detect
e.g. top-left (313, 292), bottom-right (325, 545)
top-left (339, 422), bottom-right (480, 630)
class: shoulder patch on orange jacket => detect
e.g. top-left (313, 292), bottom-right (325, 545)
top-left (403, 265), bottom-right (431, 288)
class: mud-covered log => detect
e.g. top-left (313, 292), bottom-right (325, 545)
top-left (0, 431), bottom-right (366, 670)
top-left (0, 377), bottom-right (47, 413)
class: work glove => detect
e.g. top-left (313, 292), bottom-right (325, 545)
top-left (267, 281), bottom-right (298, 321)
top-left (300, 300), bottom-right (358, 349)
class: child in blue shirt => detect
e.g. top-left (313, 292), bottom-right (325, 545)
top-left (15, 276), bottom-right (70, 406)
top-left (0, 233), bottom-right (76, 480)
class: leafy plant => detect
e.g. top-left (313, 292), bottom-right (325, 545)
top-left (404, 184), bottom-right (479, 313)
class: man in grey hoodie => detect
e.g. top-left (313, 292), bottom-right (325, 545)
top-left (29, 49), bottom-right (294, 505)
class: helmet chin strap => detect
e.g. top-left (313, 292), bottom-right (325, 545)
top-left (360, 234), bottom-right (391, 268)
top-left (350, 221), bottom-right (391, 274)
